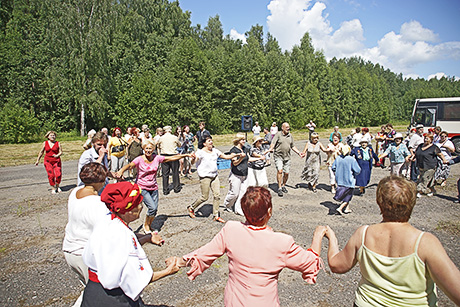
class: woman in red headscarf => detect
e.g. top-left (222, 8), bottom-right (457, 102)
top-left (81, 182), bottom-right (179, 307)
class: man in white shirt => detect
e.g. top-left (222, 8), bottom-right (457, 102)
top-left (77, 132), bottom-right (114, 188)
top-left (252, 122), bottom-right (261, 136)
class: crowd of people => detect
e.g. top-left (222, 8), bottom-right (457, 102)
top-left (31, 120), bottom-right (460, 306)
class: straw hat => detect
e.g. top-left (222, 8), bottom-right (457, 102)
top-left (394, 133), bottom-right (403, 139)
top-left (341, 145), bottom-right (351, 156)
top-left (252, 136), bottom-right (264, 145)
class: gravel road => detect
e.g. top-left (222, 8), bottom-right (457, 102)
top-left (0, 139), bottom-right (459, 307)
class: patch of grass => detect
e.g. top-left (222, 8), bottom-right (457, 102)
top-left (436, 220), bottom-right (460, 235)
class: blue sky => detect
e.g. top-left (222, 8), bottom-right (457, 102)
top-left (178, 0), bottom-right (460, 80)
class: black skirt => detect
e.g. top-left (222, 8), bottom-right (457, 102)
top-left (81, 280), bottom-right (144, 307)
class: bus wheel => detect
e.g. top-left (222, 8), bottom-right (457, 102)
top-left (452, 137), bottom-right (460, 155)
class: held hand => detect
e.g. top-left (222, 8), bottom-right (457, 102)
top-left (151, 233), bottom-right (165, 246)
top-left (325, 225), bottom-right (336, 239)
top-left (165, 256), bottom-right (176, 266)
top-left (314, 225), bottom-right (327, 237)
top-left (35, 161), bottom-right (39, 166)
top-left (166, 257), bottom-right (180, 274)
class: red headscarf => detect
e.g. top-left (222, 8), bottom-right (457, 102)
top-left (101, 182), bottom-right (143, 214)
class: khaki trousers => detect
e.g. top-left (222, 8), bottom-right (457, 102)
top-left (191, 176), bottom-right (221, 217)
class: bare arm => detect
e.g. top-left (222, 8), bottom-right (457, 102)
top-left (309, 226), bottom-right (327, 255)
top-left (326, 225), bottom-right (362, 274)
top-left (55, 142), bottom-right (63, 158)
top-left (116, 161), bottom-right (136, 178)
top-left (35, 142), bottom-right (46, 165)
top-left (219, 152), bottom-right (237, 160)
top-left (151, 258), bottom-right (179, 283)
top-left (421, 233), bottom-right (460, 305)
top-left (163, 153), bottom-right (193, 163)
top-left (319, 143), bottom-right (329, 153)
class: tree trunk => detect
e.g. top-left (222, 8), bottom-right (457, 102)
top-left (80, 103), bottom-right (85, 137)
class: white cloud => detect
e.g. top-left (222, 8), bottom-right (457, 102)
top-left (400, 21), bottom-right (438, 43)
top-left (428, 72), bottom-right (446, 80)
top-left (266, 0), bottom-right (460, 78)
top-left (229, 29), bottom-right (247, 44)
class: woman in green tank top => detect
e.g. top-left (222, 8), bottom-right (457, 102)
top-left (323, 175), bottom-right (460, 306)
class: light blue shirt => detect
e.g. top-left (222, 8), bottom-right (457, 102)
top-left (332, 155), bottom-right (361, 188)
top-left (384, 143), bottom-right (410, 163)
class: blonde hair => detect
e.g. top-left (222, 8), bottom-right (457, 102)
top-left (233, 133), bottom-right (246, 145)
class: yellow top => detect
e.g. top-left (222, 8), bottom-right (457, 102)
top-left (355, 225), bottom-right (437, 307)
top-left (108, 136), bottom-right (127, 158)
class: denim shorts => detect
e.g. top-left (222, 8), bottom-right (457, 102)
top-left (141, 189), bottom-right (159, 216)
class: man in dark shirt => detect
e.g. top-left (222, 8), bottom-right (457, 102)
top-left (196, 121), bottom-right (211, 149)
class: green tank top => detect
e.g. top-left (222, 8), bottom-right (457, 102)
top-left (355, 225), bottom-right (437, 307)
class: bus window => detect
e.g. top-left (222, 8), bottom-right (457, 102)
top-left (414, 108), bottom-right (436, 126)
top-left (444, 103), bottom-right (460, 120)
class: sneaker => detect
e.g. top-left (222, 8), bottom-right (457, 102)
top-left (331, 187), bottom-right (336, 194)
top-left (417, 193), bottom-right (422, 198)
top-left (277, 190), bottom-right (284, 197)
top-left (281, 186), bottom-right (288, 193)
top-left (427, 192), bottom-right (433, 197)
top-left (57, 187), bottom-right (62, 193)
top-left (453, 199), bottom-right (460, 203)
top-left (224, 207), bottom-right (233, 213)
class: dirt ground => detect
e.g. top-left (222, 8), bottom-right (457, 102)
top-left (0, 139), bottom-right (459, 307)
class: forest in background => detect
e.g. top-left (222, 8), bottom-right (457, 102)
top-left (1, 0), bottom-right (460, 143)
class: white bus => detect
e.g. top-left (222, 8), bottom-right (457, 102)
top-left (410, 97), bottom-right (460, 153)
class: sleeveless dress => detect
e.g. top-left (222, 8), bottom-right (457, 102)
top-left (355, 226), bottom-right (437, 306)
top-left (301, 142), bottom-right (321, 186)
top-left (44, 141), bottom-right (62, 186)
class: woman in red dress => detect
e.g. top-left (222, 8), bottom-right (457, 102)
top-left (35, 131), bottom-right (63, 194)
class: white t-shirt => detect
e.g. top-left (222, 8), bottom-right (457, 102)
top-left (252, 125), bottom-right (261, 135)
top-left (436, 139), bottom-right (454, 161)
top-left (83, 217), bottom-right (153, 301)
top-left (195, 148), bottom-right (222, 178)
top-left (62, 186), bottom-right (111, 255)
top-left (352, 133), bottom-right (363, 148)
top-left (270, 126), bottom-right (278, 135)
top-left (362, 132), bottom-right (372, 143)
top-left (408, 133), bottom-right (424, 151)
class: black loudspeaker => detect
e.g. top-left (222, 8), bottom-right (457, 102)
top-left (241, 115), bottom-right (252, 131)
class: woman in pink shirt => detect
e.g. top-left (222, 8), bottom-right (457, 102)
top-left (169, 186), bottom-right (327, 307)
top-left (117, 140), bottom-right (192, 237)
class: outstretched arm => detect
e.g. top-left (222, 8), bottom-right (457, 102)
top-left (422, 233), bottom-right (460, 305)
top-left (326, 225), bottom-right (362, 274)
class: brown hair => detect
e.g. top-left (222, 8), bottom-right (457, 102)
top-left (425, 133), bottom-right (434, 142)
top-left (440, 131), bottom-right (448, 137)
top-left (331, 132), bottom-right (341, 140)
top-left (79, 162), bottom-right (108, 184)
top-left (92, 131), bottom-right (108, 144)
top-left (376, 176), bottom-right (416, 222)
top-left (45, 131), bottom-right (57, 138)
top-left (241, 187), bottom-right (272, 226)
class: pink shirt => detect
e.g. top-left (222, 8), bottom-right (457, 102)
top-left (183, 221), bottom-right (322, 307)
top-left (132, 155), bottom-right (165, 191)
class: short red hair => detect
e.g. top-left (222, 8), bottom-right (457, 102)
top-left (241, 187), bottom-right (272, 226)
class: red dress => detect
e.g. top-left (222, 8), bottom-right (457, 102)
top-left (44, 141), bottom-right (62, 185)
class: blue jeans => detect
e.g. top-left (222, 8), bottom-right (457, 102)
top-left (141, 189), bottom-right (159, 216)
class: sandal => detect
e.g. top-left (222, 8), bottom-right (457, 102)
top-left (187, 206), bottom-right (196, 218)
top-left (213, 216), bottom-right (225, 223)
